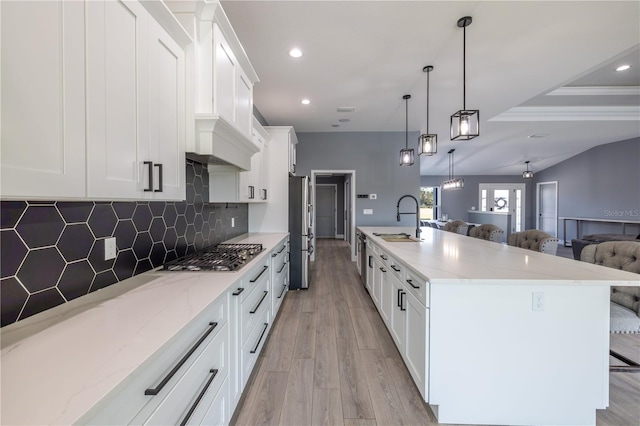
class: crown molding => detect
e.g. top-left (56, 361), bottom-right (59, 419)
top-left (546, 86), bottom-right (640, 96)
top-left (490, 106), bottom-right (640, 121)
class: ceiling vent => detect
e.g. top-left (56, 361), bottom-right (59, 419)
top-left (337, 107), bottom-right (356, 113)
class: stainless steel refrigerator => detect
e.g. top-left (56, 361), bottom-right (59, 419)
top-left (289, 175), bottom-right (313, 289)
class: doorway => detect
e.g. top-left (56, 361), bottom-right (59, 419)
top-left (311, 170), bottom-right (357, 262)
top-left (537, 181), bottom-right (558, 237)
top-left (316, 184), bottom-right (337, 238)
top-left (478, 183), bottom-right (526, 233)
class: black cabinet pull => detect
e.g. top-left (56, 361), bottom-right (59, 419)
top-left (368, 256), bottom-right (372, 268)
top-left (406, 279), bottom-right (420, 289)
top-left (400, 292), bottom-right (406, 311)
top-left (250, 323), bottom-right (269, 353)
top-left (145, 322), bottom-right (218, 395)
top-left (262, 188), bottom-right (267, 200)
top-left (278, 283), bottom-right (287, 298)
top-left (380, 254), bottom-right (388, 260)
top-left (272, 252), bottom-right (277, 258)
top-left (277, 261), bottom-right (287, 274)
top-left (144, 161), bottom-right (153, 192)
top-left (250, 291), bottom-right (268, 314)
top-left (278, 245), bottom-right (286, 254)
top-left (250, 265), bottom-right (268, 283)
top-left (232, 288), bottom-right (244, 296)
top-left (391, 265), bottom-right (401, 272)
top-left (154, 163), bottom-right (163, 192)
top-left (179, 368), bottom-right (218, 426)
top-left (397, 288), bottom-right (403, 308)
top-left (379, 267), bottom-right (386, 273)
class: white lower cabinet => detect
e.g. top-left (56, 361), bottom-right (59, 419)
top-left (271, 238), bottom-right (289, 316)
top-left (389, 273), bottom-right (406, 347)
top-left (404, 290), bottom-right (428, 400)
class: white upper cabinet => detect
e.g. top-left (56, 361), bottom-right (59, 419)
top-left (1, 0), bottom-right (189, 201)
top-left (87, 0), bottom-right (187, 200)
top-left (1, 1), bottom-right (86, 199)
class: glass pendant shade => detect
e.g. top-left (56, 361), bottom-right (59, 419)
top-left (418, 134), bottom-right (437, 156)
top-left (450, 109), bottom-right (479, 140)
top-left (522, 161), bottom-right (534, 179)
top-left (400, 148), bottom-right (415, 166)
top-left (442, 148), bottom-right (464, 190)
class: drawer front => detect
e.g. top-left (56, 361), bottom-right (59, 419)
top-left (241, 259), bottom-right (270, 303)
top-left (138, 323), bottom-right (229, 425)
top-left (272, 259), bottom-right (288, 315)
top-left (387, 254), bottom-right (403, 280)
top-left (240, 273), bottom-right (270, 347)
top-left (82, 296), bottom-right (227, 425)
top-left (241, 306), bottom-right (270, 388)
top-left (404, 268), bottom-right (429, 307)
top-left (200, 376), bottom-right (230, 426)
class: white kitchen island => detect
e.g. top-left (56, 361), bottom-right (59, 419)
top-left (358, 226), bottom-right (639, 426)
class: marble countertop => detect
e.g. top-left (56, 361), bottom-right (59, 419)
top-left (0, 232), bottom-right (288, 426)
top-left (359, 226), bottom-right (639, 286)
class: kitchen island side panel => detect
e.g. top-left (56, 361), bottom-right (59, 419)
top-left (429, 282), bottom-right (609, 426)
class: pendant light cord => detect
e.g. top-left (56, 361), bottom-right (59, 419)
top-left (426, 71), bottom-right (430, 133)
top-left (462, 24), bottom-right (466, 111)
top-left (405, 96), bottom-right (409, 149)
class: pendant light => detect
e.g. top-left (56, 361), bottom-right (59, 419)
top-left (419, 65), bottom-right (437, 156)
top-left (522, 160), bottom-right (534, 179)
top-left (450, 16), bottom-right (479, 141)
top-left (400, 94), bottom-right (414, 166)
top-left (443, 149), bottom-right (464, 189)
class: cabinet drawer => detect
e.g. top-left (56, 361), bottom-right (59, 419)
top-left (139, 323), bottom-right (229, 425)
top-left (241, 306), bottom-right (270, 389)
top-left (240, 274), bottom-right (270, 347)
top-left (81, 295), bottom-right (227, 425)
top-left (241, 259), bottom-right (270, 303)
top-left (387, 254), bottom-right (403, 280)
top-left (404, 268), bottom-right (429, 307)
top-left (200, 376), bottom-right (230, 426)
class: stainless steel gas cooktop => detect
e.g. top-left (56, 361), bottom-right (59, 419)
top-left (162, 243), bottom-right (263, 272)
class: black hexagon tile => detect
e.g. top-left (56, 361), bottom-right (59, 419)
top-left (57, 261), bottom-right (94, 301)
top-left (89, 239), bottom-right (116, 273)
top-left (114, 249), bottom-right (137, 281)
top-left (114, 220), bottom-right (136, 250)
top-left (150, 242), bottom-right (165, 268)
top-left (163, 227), bottom-right (178, 252)
top-left (16, 205), bottom-right (65, 249)
top-left (133, 232), bottom-right (153, 260)
top-left (57, 202), bottom-right (94, 224)
top-left (88, 203), bottom-right (117, 238)
top-left (90, 270), bottom-right (117, 292)
top-left (163, 204), bottom-right (178, 228)
top-left (135, 259), bottom-right (153, 275)
top-left (17, 248), bottom-right (66, 292)
top-left (150, 202), bottom-right (165, 218)
top-left (175, 215), bottom-right (187, 237)
top-left (1, 201), bottom-right (27, 229)
top-left (112, 202), bottom-right (136, 220)
top-left (20, 288), bottom-right (65, 321)
top-left (175, 236), bottom-right (188, 257)
top-left (149, 218), bottom-right (165, 243)
top-left (1, 277), bottom-right (28, 326)
top-left (58, 223), bottom-right (94, 262)
top-left (186, 184), bottom-right (196, 204)
top-left (133, 203), bottom-right (153, 232)
top-left (186, 161), bottom-right (195, 185)
top-left (1, 230), bottom-right (28, 278)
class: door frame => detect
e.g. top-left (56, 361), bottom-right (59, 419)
top-left (478, 183), bottom-right (526, 233)
top-left (536, 181), bottom-right (558, 237)
top-left (311, 170), bottom-right (357, 262)
top-left (315, 184), bottom-right (338, 239)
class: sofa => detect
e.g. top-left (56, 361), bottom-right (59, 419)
top-left (469, 224), bottom-right (504, 243)
top-left (571, 233), bottom-right (640, 260)
top-left (507, 229), bottom-right (559, 255)
top-left (580, 241), bottom-right (640, 334)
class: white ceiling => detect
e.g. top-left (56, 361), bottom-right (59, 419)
top-left (220, 1), bottom-right (640, 176)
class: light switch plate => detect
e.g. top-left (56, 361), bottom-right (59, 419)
top-left (104, 237), bottom-right (117, 261)
top-left (231, 218), bottom-right (235, 227)
top-left (369, 194), bottom-right (377, 199)
top-left (363, 209), bottom-right (373, 215)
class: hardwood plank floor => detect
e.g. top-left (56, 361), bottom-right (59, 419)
top-left (232, 239), bottom-right (640, 426)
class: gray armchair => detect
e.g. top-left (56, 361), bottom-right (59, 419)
top-left (507, 229), bottom-right (559, 255)
top-left (469, 224), bottom-right (504, 243)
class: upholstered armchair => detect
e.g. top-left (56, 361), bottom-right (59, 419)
top-left (469, 224), bottom-right (504, 243)
top-left (507, 229), bottom-right (559, 255)
top-left (580, 241), bottom-right (640, 371)
top-left (443, 220), bottom-right (468, 236)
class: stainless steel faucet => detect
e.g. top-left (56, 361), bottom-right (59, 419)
top-left (396, 194), bottom-right (421, 239)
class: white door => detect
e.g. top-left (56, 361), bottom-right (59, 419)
top-left (316, 185), bottom-right (336, 238)
top-left (479, 183), bottom-right (526, 233)
top-left (537, 181), bottom-right (558, 236)
top-left (1, 1), bottom-right (86, 198)
top-left (86, 0), bottom-right (149, 199)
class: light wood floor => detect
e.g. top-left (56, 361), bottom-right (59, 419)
top-left (232, 239), bottom-right (640, 426)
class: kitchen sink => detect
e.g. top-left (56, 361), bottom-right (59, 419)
top-left (373, 233), bottom-right (422, 242)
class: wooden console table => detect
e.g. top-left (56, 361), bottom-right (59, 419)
top-left (560, 216), bottom-right (640, 246)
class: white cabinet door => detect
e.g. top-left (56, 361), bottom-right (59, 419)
top-left (236, 70), bottom-right (253, 139)
top-left (379, 264), bottom-right (392, 326)
top-left (405, 291), bottom-right (428, 400)
top-left (212, 24), bottom-right (236, 124)
top-left (1, 1), bottom-right (86, 199)
top-left (86, 0), bottom-right (149, 199)
top-left (288, 133), bottom-right (297, 175)
top-left (389, 274), bottom-right (406, 348)
top-left (147, 18), bottom-right (186, 201)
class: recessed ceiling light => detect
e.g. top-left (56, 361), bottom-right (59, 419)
top-left (301, 99), bottom-right (310, 105)
top-left (528, 134), bottom-right (548, 139)
top-left (332, 124), bottom-right (340, 128)
top-left (616, 64), bottom-right (631, 72)
top-left (338, 118), bottom-right (350, 123)
top-left (289, 48), bottom-right (303, 58)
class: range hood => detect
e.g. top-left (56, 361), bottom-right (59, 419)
top-left (187, 114), bottom-right (260, 171)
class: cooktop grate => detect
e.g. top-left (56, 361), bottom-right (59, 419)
top-left (163, 243), bottom-right (263, 271)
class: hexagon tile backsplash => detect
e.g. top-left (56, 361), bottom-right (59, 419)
top-left (0, 160), bottom-right (248, 327)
